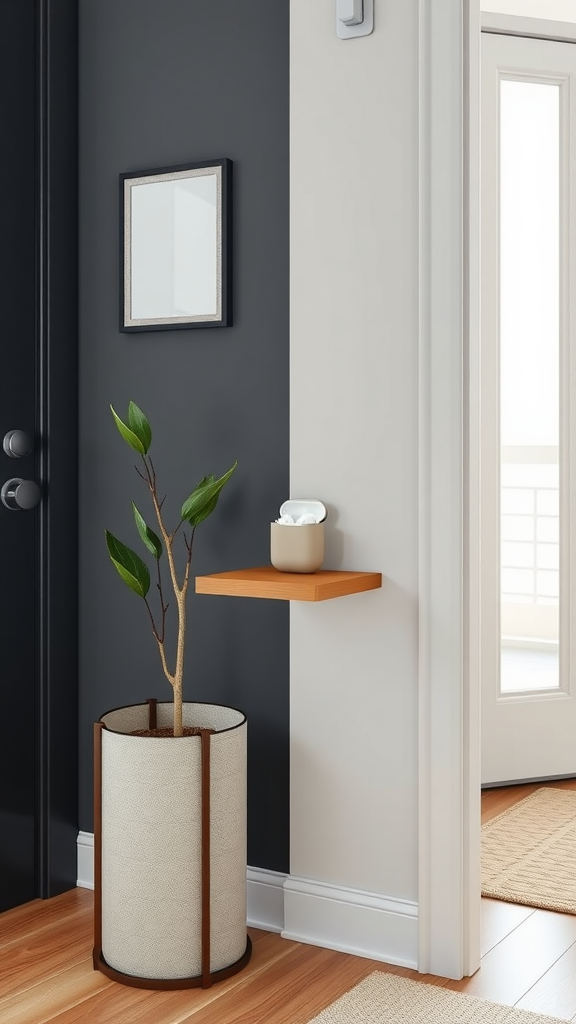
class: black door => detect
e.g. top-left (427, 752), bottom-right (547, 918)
top-left (0, 0), bottom-right (78, 913)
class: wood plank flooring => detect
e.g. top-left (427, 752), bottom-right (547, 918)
top-left (2, 781), bottom-right (576, 1023)
top-left (481, 777), bottom-right (576, 825)
top-left (448, 779), bottom-right (576, 1020)
top-left (0, 891), bottom-right (429, 1024)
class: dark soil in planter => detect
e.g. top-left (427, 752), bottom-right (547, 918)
top-left (129, 727), bottom-right (215, 738)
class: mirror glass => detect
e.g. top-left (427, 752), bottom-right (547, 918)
top-left (121, 160), bottom-right (231, 331)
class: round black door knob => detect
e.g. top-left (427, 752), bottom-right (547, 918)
top-left (1, 478), bottom-right (41, 510)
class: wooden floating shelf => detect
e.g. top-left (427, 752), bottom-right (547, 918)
top-left (195, 566), bottom-right (382, 602)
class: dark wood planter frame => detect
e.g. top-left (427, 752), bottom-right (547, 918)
top-left (92, 699), bottom-right (252, 989)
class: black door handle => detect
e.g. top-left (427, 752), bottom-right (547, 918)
top-left (1, 478), bottom-right (41, 510)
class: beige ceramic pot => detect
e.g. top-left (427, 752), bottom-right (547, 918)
top-left (270, 521), bottom-right (325, 572)
top-left (93, 701), bottom-right (250, 988)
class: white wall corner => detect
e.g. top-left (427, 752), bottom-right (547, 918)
top-left (77, 830), bottom-right (94, 890)
top-left (77, 832), bottom-right (287, 933)
top-left (282, 875), bottom-right (418, 969)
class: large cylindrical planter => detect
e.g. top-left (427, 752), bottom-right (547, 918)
top-left (93, 701), bottom-right (251, 989)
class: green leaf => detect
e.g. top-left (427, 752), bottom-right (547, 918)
top-left (105, 530), bottom-right (150, 597)
top-left (181, 461), bottom-right (237, 527)
top-left (133, 503), bottom-right (162, 559)
top-left (110, 405), bottom-right (145, 455)
top-left (127, 402), bottom-right (152, 454)
top-left (189, 492), bottom-right (219, 528)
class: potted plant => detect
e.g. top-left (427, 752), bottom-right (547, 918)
top-left (93, 402), bottom-right (250, 990)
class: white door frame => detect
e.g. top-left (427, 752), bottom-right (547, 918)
top-left (419, 1), bottom-right (576, 980)
top-left (481, 12), bottom-right (576, 43)
top-left (418, 0), bottom-right (481, 979)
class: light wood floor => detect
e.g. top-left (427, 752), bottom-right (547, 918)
top-left (2, 781), bottom-right (576, 1024)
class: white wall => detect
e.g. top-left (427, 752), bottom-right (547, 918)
top-left (482, 0), bottom-right (576, 21)
top-left (288, 0), bottom-right (420, 966)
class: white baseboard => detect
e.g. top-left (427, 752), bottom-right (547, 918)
top-left (282, 875), bottom-right (418, 969)
top-left (77, 830), bottom-right (94, 890)
top-left (77, 832), bottom-right (286, 932)
top-left (247, 867), bottom-right (286, 932)
top-left (77, 833), bottom-right (417, 964)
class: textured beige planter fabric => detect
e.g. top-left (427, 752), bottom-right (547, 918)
top-left (99, 702), bottom-right (247, 981)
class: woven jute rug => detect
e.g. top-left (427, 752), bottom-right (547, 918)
top-left (481, 787), bottom-right (576, 913)
top-left (306, 973), bottom-right (565, 1024)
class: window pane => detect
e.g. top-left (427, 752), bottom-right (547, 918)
top-left (501, 489), bottom-right (534, 515)
top-left (501, 514), bottom-right (533, 541)
top-left (501, 568), bottom-right (535, 595)
top-left (501, 541), bottom-right (534, 568)
top-left (500, 79), bottom-right (559, 450)
top-left (537, 570), bottom-right (559, 599)
top-left (537, 543), bottom-right (559, 570)
top-left (537, 490), bottom-right (559, 516)
top-left (537, 516), bottom-right (559, 543)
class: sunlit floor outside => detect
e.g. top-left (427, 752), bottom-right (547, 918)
top-left (500, 645), bottom-right (559, 692)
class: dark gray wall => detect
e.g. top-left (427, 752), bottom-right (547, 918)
top-left (78, 0), bottom-right (289, 871)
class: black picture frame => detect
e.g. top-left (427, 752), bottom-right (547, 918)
top-left (120, 158), bottom-right (232, 332)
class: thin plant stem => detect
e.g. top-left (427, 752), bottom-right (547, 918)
top-left (139, 453), bottom-right (189, 737)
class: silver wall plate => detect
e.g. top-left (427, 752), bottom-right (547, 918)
top-left (337, 0), bottom-right (374, 39)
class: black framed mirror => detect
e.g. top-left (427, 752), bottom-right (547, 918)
top-left (120, 158), bottom-right (232, 332)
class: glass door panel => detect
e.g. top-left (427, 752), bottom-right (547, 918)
top-left (499, 78), bottom-right (560, 693)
